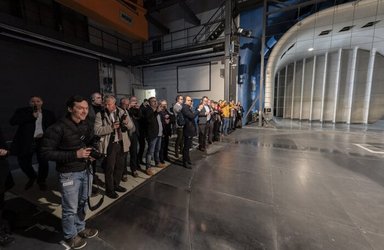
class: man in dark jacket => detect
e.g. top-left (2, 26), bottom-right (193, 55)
top-left (10, 96), bottom-right (56, 190)
top-left (41, 96), bottom-right (98, 250)
top-left (158, 100), bottom-right (172, 164)
top-left (128, 96), bottom-right (142, 177)
top-left (0, 128), bottom-right (15, 247)
top-left (143, 97), bottom-right (165, 175)
top-left (181, 96), bottom-right (203, 169)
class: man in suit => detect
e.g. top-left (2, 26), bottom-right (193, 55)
top-left (10, 96), bottom-right (56, 190)
top-left (197, 96), bottom-right (211, 151)
top-left (181, 96), bottom-right (203, 169)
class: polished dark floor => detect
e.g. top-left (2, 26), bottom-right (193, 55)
top-left (4, 121), bottom-right (384, 249)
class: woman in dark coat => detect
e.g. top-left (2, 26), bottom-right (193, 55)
top-left (0, 128), bottom-right (15, 246)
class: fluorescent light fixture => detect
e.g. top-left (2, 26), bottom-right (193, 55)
top-left (149, 48), bottom-right (214, 62)
top-left (308, 47), bottom-right (314, 51)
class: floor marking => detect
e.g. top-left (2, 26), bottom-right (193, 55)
top-left (354, 144), bottom-right (384, 154)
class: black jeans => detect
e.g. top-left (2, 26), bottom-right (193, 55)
top-left (198, 124), bottom-right (207, 149)
top-left (137, 131), bottom-right (146, 164)
top-left (183, 136), bottom-right (193, 164)
top-left (174, 128), bottom-right (184, 157)
top-left (17, 138), bottom-right (49, 183)
top-left (129, 132), bottom-right (139, 172)
top-left (160, 135), bottom-right (169, 163)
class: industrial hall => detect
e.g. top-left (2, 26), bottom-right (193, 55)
top-left (0, 0), bottom-right (384, 249)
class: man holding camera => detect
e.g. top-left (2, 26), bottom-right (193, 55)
top-left (40, 96), bottom-right (98, 249)
top-left (94, 95), bottom-right (133, 199)
top-left (10, 96), bottom-right (56, 190)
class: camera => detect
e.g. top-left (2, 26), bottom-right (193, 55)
top-left (80, 135), bottom-right (105, 160)
top-left (120, 114), bottom-right (128, 132)
top-left (89, 148), bottom-right (104, 160)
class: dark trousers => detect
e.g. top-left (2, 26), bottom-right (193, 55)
top-left (160, 135), bottom-right (169, 163)
top-left (198, 123), bottom-right (207, 149)
top-left (122, 151), bottom-right (129, 175)
top-left (17, 138), bottom-right (49, 183)
top-left (183, 136), bottom-right (193, 164)
top-left (213, 120), bottom-right (220, 141)
top-left (174, 128), bottom-right (184, 157)
top-left (105, 141), bottom-right (124, 192)
top-left (137, 131), bottom-right (146, 164)
top-left (206, 122), bottom-right (213, 143)
top-left (129, 132), bottom-right (139, 172)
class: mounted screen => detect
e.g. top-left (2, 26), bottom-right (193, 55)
top-left (177, 62), bottom-right (211, 92)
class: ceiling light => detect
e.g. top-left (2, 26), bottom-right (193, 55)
top-left (308, 47), bottom-right (314, 51)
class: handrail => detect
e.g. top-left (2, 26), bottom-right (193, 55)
top-left (192, 0), bottom-right (226, 43)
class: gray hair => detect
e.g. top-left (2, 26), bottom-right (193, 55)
top-left (104, 95), bottom-right (116, 104)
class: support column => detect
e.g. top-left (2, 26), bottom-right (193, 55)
top-left (346, 47), bottom-right (358, 124)
top-left (259, 0), bottom-right (267, 126)
top-left (364, 49), bottom-right (376, 124)
top-left (276, 71), bottom-right (281, 116)
top-left (283, 65), bottom-right (288, 118)
top-left (320, 52), bottom-right (328, 122)
top-left (309, 56), bottom-right (317, 121)
top-left (332, 49), bottom-right (342, 123)
top-left (299, 58), bottom-right (306, 120)
top-left (224, 0), bottom-right (232, 101)
top-left (291, 61), bottom-right (296, 119)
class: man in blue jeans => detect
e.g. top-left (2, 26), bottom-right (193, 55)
top-left (41, 96), bottom-right (98, 249)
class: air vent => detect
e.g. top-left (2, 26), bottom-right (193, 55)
top-left (280, 43), bottom-right (295, 59)
top-left (339, 25), bottom-right (354, 32)
top-left (319, 29), bottom-right (332, 36)
top-left (361, 20), bottom-right (380, 28)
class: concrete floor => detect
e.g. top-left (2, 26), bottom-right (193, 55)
top-left (4, 121), bottom-right (384, 249)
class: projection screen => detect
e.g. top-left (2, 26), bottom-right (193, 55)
top-left (177, 62), bottom-right (211, 92)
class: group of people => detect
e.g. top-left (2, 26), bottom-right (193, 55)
top-left (172, 95), bottom-right (244, 167)
top-left (0, 92), bottom-right (244, 249)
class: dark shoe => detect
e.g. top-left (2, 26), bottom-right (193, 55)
top-left (132, 171), bottom-right (139, 178)
top-left (38, 182), bottom-right (47, 191)
top-left (175, 153), bottom-right (179, 158)
top-left (0, 232), bottom-right (15, 247)
top-left (78, 228), bottom-right (98, 239)
top-left (114, 186), bottom-right (127, 193)
top-left (106, 191), bottom-right (119, 199)
top-left (24, 177), bottom-right (36, 190)
top-left (91, 187), bottom-right (99, 197)
top-left (121, 175), bottom-right (128, 182)
top-left (65, 235), bottom-right (87, 249)
top-left (187, 161), bottom-right (192, 165)
top-left (183, 163), bottom-right (192, 169)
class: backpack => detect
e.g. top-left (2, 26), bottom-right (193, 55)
top-left (176, 112), bottom-right (185, 127)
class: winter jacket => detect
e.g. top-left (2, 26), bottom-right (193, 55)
top-left (40, 115), bottom-right (93, 173)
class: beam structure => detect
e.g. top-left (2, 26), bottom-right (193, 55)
top-left (178, 0), bottom-right (201, 26)
top-left (146, 14), bottom-right (170, 34)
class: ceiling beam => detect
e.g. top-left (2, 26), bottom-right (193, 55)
top-left (179, 0), bottom-right (200, 26)
top-left (146, 14), bottom-right (170, 34)
top-left (146, 0), bottom-right (181, 13)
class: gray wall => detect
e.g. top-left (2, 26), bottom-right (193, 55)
top-left (274, 48), bottom-right (384, 124)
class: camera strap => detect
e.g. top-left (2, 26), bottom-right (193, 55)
top-left (87, 162), bottom-right (104, 211)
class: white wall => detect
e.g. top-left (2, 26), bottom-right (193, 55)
top-left (142, 58), bottom-right (225, 105)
